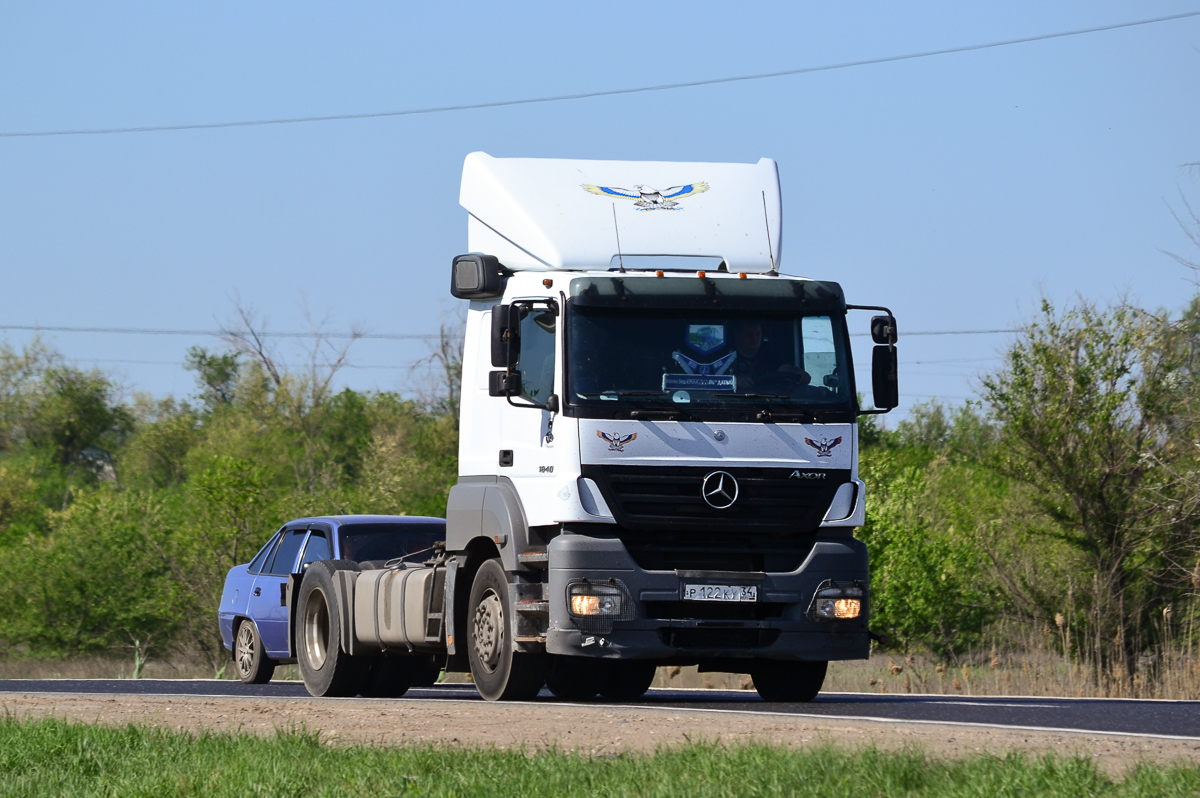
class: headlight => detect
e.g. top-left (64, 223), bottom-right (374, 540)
top-left (808, 581), bottom-right (865, 621)
top-left (568, 583), bottom-right (623, 616)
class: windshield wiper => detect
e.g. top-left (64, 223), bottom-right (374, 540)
top-left (601, 391), bottom-right (698, 421)
top-left (712, 392), bottom-right (823, 423)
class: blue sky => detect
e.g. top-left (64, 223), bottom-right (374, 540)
top-left (2, 2), bottom-right (1198, 415)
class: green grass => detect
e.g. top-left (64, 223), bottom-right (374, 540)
top-left (0, 715), bottom-right (1197, 797)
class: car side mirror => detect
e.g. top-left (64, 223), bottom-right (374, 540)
top-left (871, 345), bottom-right (898, 410)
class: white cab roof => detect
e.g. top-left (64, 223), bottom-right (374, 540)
top-left (460, 152), bottom-right (782, 273)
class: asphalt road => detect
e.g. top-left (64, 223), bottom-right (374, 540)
top-left (2, 679), bottom-right (1197, 739)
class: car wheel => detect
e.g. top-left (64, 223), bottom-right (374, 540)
top-left (598, 661), bottom-right (657, 701)
top-left (751, 660), bottom-right (827, 702)
top-left (296, 560), bottom-right (366, 697)
top-left (234, 620), bottom-right (275, 685)
top-left (467, 558), bottom-right (545, 701)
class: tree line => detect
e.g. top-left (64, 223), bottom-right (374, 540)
top-left (2, 291), bottom-right (1200, 692)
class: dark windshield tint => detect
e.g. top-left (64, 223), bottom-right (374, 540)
top-left (567, 307), bottom-right (851, 412)
top-left (338, 522), bottom-right (446, 563)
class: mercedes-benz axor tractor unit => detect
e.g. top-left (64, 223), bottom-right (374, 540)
top-left (291, 153), bottom-right (898, 703)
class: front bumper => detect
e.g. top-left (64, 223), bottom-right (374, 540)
top-left (545, 531), bottom-right (870, 664)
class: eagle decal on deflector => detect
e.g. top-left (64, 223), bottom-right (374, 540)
top-left (582, 182), bottom-right (709, 210)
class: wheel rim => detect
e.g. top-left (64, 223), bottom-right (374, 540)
top-left (236, 623), bottom-right (255, 678)
top-left (303, 588), bottom-right (331, 670)
top-left (472, 588), bottom-right (504, 674)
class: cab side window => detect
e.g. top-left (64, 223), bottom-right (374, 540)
top-left (518, 307), bottom-right (556, 403)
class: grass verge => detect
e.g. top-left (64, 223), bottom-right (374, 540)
top-left (1, 715), bottom-right (1197, 797)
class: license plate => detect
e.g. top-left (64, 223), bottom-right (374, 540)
top-left (682, 584), bottom-right (758, 602)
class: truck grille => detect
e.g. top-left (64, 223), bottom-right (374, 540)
top-left (581, 465), bottom-right (849, 533)
top-left (579, 465), bottom-right (850, 572)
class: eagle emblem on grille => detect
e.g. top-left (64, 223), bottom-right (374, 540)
top-left (804, 436), bottom-right (843, 457)
top-left (598, 430), bottom-right (638, 452)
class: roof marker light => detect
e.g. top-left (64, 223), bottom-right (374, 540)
top-left (739, 273), bottom-right (748, 279)
top-left (656, 270), bottom-right (664, 277)
top-left (697, 271), bottom-right (706, 278)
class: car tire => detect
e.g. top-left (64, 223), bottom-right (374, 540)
top-left (296, 560), bottom-right (366, 697)
top-left (234, 620), bottom-right (275, 685)
top-left (598, 661), bottom-right (657, 701)
top-left (467, 558), bottom-right (545, 701)
top-left (751, 660), bottom-right (827, 702)
top-left (544, 655), bottom-right (607, 701)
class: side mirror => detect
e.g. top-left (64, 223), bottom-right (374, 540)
top-left (490, 304), bottom-right (521, 368)
top-left (871, 345), bottom-right (898, 410)
top-left (871, 315), bottom-right (898, 345)
top-left (450, 254), bottom-right (506, 299)
top-left (489, 370), bottom-right (522, 397)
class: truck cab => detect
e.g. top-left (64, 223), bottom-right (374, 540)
top-left (443, 153), bottom-right (897, 701)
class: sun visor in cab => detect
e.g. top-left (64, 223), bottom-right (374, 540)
top-left (567, 275), bottom-right (846, 314)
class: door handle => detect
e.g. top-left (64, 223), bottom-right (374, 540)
top-left (253, 587), bottom-right (262, 597)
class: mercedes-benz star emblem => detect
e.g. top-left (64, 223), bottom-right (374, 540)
top-left (701, 471), bottom-right (739, 509)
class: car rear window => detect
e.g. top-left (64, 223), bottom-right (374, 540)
top-left (338, 522), bottom-right (446, 563)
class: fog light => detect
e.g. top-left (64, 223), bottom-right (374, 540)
top-left (568, 583), bottom-right (622, 616)
top-left (808, 581), bottom-right (865, 621)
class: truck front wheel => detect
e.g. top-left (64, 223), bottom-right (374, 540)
top-left (751, 660), bottom-right (827, 702)
top-left (467, 558), bottom-right (545, 701)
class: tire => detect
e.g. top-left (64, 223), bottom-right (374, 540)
top-left (296, 560), bottom-right (366, 697)
top-left (360, 656), bottom-right (414, 698)
top-left (751, 660), bottom-right (828, 703)
top-left (544, 655), bottom-right (607, 701)
top-left (598, 661), bottom-right (657, 701)
top-left (410, 656), bottom-right (443, 688)
top-left (467, 558), bottom-right (545, 701)
top-left (234, 620), bottom-right (275, 685)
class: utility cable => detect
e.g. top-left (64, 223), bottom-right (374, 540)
top-left (2, 10), bottom-right (1197, 138)
top-left (1, 323), bottom-right (1017, 339)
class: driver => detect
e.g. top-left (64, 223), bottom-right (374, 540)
top-left (729, 322), bottom-right (809, 390)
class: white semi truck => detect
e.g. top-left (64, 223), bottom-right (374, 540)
top-left (292, 153), bottom-right (898, 702)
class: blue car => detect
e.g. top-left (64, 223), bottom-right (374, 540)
top-left (218, 514), bottom-right (445, 684)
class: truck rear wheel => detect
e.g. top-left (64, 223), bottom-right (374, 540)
top-left (751, 660), bottom-right (827, 702)
top-left (296, 561), bottom-right (365, 697)
top-left (467, 558), bottom-right (545, 701)
top-left (234, 620), bottom-right (275, 685)
top-left (598, 661), bottom-right (657, 701)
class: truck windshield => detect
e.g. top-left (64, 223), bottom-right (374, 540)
top-left (567, 307), bottom-right (852, 416)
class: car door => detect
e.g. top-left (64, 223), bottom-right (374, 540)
top-left (219, 531), bottom-right (281, 650)
top-left (250, 526), bottom-right (308, 656)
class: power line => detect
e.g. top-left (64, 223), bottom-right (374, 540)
top-left (4, 10), bottom-right (1197, 139)
top-left (5, 322), bottom-right (1017, 339)
top-left (0, 324), bottom-right (439, 340)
